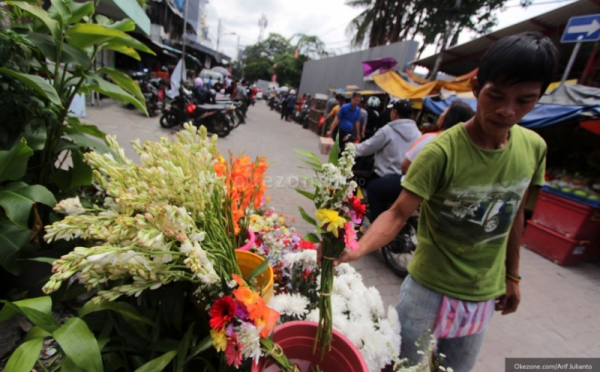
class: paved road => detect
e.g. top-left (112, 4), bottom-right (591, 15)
top-left (86, 100), bottom-right (600, 371)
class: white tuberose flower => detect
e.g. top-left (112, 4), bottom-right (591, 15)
top-left (54, 196), bottom-right (85, 216)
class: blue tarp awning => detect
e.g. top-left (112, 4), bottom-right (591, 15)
top-left (423, 96), bottom-right (600, 128)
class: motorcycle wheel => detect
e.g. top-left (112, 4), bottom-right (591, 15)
top-left (212, 116), bottom-right (231, 138)
top-left (381, 218), bottom-right (418, 278)
top-left (159, 112), bottom-right (178, 128)
top-left (147, 102), bottom-right (157, 117)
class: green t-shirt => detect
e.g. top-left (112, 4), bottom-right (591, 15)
top-left (403, 124), bottom-right (546, 301)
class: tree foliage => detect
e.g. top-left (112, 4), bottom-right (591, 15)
top-left (242, 33), bottom-right (327, 87)
top-left (346, 0), bottom-right (506, 56)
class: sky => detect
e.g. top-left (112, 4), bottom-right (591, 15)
top-left (203, 0), bottom-right (577, 72)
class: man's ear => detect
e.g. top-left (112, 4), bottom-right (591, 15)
top-left (471, 76), bottom-right (480, 98)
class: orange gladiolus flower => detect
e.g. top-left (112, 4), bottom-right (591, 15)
top-left (253, 303), bottom-right (280, 338)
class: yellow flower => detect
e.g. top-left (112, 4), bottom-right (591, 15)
top-left (315, 209), bottom-right (346, 238)
top-left (210, 328), bottom-right (227, 352)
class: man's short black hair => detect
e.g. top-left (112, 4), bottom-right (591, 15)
top-left (352, 92), bottom-right (362, 99)
top-left (441, 100), bottom-right (474, 130)
top-left (335, 94), bottom-right (344, 100)
top-left (477, 32), bottom-right (559, 96)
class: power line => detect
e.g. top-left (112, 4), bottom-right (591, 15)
top-left (320, 21), bottom-right (350, 38)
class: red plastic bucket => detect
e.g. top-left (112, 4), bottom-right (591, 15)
top-left (522, 220), bottom-right (589, 266)
top-left (251, 320), bottom-right (368, 372)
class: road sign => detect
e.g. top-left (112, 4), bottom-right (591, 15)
top-left (561, 14), bottom-right (600, 43)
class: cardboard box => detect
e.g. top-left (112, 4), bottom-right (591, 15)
top-left (319, 137), bottom-right (334, 155)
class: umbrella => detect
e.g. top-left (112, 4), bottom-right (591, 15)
top-left (211, 66), bottom-right (231, 77)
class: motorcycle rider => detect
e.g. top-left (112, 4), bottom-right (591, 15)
top-left (354, 99), bottom-right (421, 223)
top-left (192, 77), bottom-right (214, 105)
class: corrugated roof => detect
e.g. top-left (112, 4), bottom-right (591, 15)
top-left (412, 0), bottom-right (600, 76)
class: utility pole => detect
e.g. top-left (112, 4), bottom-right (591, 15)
top-left (180, 0), bottom-right (189, 87)
top-left (236, 35), bottom-right (240, 62)
top-left (216, 18), bottom-right (222, 63)
top-left (428, 0), bottom-right (461, 80)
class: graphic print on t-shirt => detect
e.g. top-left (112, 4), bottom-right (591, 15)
top-left (438, 178), bottom-right (530, 246)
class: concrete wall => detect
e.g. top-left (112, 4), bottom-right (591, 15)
top-left (298, 41), bottom-right (418, 97)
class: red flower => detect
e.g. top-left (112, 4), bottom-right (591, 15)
top-left (348, 196), bottom-right (366, 218)
top-left (209, 296), bottom-right (236, 331)
top-left (298, 240), bottom-right (316, 250)
top-left (225, 333), bottom-right (243, 368)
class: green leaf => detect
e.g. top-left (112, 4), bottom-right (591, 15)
top-left (62, 356), bottom-right (86, 372)
top-left (28, 257), bottom-right (57, 264)
top-left (69, 151), bottom-right (92, 190)
top-left (0, 300), bottom-right (60, 333)
top-left (4, 338), bottom-right (44, 372)
top-left (245, 258), bottom-right (269, 283)
top-left (0, 183), bottom-right (57, 227)
top-left (0, 67), bottom-right (62, 106)
top-left (0, 296), bottom-right (52, 321)
top-left (295, 148), bottom-right (322, 165)
top-left (85, 73), bottom-right (147, 115)
top-left (101, 43), bottom-right (141, 60)
top-left (66, 23), bottom-right (129, 39)
top-left (97, 67), bottom-right (145, 104)
top-left (102, 37), bottom-right (155, 56)
top-left (134, 350), bottom-right (177, 372)
top-left (24, 326), bottom-right (52, 341)
top-left (0, 138), bottom-right (33, 183)
top-left (62, 130), bottom-right (111, 153)
top-left (80, 300), bottom-right (154, 326)
top-left (303, 233), bottom-right (321, 243)
top-left (66, 118), bottom-right (106, 139)
top-left (49, 0), bottom-right (71, 25)
top-left (298, 157), bottom-right (322, 169)
top-left (185, 335), bottom-right (212, 363)
top-left (295, 188), bottom-right (315, 201)
top-left (27, 32), bottom-right (92, 69)
top-left (176, 323), bottom-right (195, 372)
top-left (328, 134), bottom-right (340, 166)
top-left (53, 317), bottom-right (103, 372)
top-left (67, 1), bottom-right (94, 24)
top-left (95, 15), bottom-right (135, 32)
top-left (8, 1), bottom-right (61, 43)
top-left (0, 220), bottom-right (31, 275)
top-left (23, 118), bottom-right (47, 151)
top-left (298, 206), bottom-right (317, 226)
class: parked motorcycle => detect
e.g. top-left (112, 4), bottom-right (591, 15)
top-left (159, 89), bottom-right (233, 137)
top-left (129, 70), bottom-right (163, 117)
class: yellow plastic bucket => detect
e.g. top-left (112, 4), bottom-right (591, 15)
top-left (235, 250), bottom-right (274, 303)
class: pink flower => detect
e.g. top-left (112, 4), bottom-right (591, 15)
top-left (344, 222), bottom-right (360, 251)
top-left (349, 210), bottom-right (362, 224)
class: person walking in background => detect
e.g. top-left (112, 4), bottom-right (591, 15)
top-left (327, 92), bottom-right (363, 146)
top-left (280, 92), bottom-right (288, 120)
top-left (359, 99), bottom-right (368, 140)
top-left (323, 94), bottom-right (345, 132)
top-left (285, 90), bottom-right (297, 122)
top-left (329, 32), bottom-right (558, 372)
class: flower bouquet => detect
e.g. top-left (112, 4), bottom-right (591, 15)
top-left (209, 274), bottom-right (298, 371)
top-left (294, 137), bottom-right (366, 355)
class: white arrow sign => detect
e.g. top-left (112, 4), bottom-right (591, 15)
top-left (567, 19), bottom-right (600, 36)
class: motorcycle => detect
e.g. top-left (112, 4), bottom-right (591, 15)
top-left (129, 70), bottom-right (162, 117)
top-left (354, 155), bottom-right (418, 278)
top-left (159, 89), bottom-right (233, 137)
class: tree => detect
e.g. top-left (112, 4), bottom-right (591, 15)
top-left (242, 33), bottom-right (328, 87)
top-left (345, 0), bottom-right (506, 57)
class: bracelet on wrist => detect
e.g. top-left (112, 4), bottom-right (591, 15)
top-left (506, 272), bottom-right (521, 283)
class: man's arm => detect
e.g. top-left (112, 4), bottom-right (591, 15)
top-left (496, 188), bottom-right (528, 315)
top-left (354, 129), bottom-right (385, 157)
top-left (326, 189), bottom-right (423, 266)
top-left (327, 116), bottom-right (340, 137)
top-left (401, 158), bottom-right (412, 175)
top-left (354, 120), bottom-right (361, 142)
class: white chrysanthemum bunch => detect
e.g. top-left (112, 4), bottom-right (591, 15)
top-left (43, 124), bottom-right (240, 304)
top-left (274, 249), bottom-right (401, 372)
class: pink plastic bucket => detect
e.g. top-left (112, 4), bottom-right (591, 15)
top-left (251, 320), bottom-right (368, 372)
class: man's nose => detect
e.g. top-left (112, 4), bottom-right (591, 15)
top-left (496, 104), bottom-right (516, 118)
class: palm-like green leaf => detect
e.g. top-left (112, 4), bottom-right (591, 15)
top-left (3, 338), bottom-right (44, 372)
top-left (53, 318), bottom-right (103, 372)
top-left (0, 139), bottom-right (33, 183)
top-left (0, 68), bottom-right (62, 106)
top-left (0, 183), bottom-right (57, 227)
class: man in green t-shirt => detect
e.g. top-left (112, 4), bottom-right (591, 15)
top-left (325, 33), bottom-right (559, 371)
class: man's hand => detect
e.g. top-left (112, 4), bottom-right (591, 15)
top-left (495, 280), bottom-right (520, 315)
top-left (316, 243), bottom-right (362, 268)
top-left (326, 130), bottom-right (333, 138)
